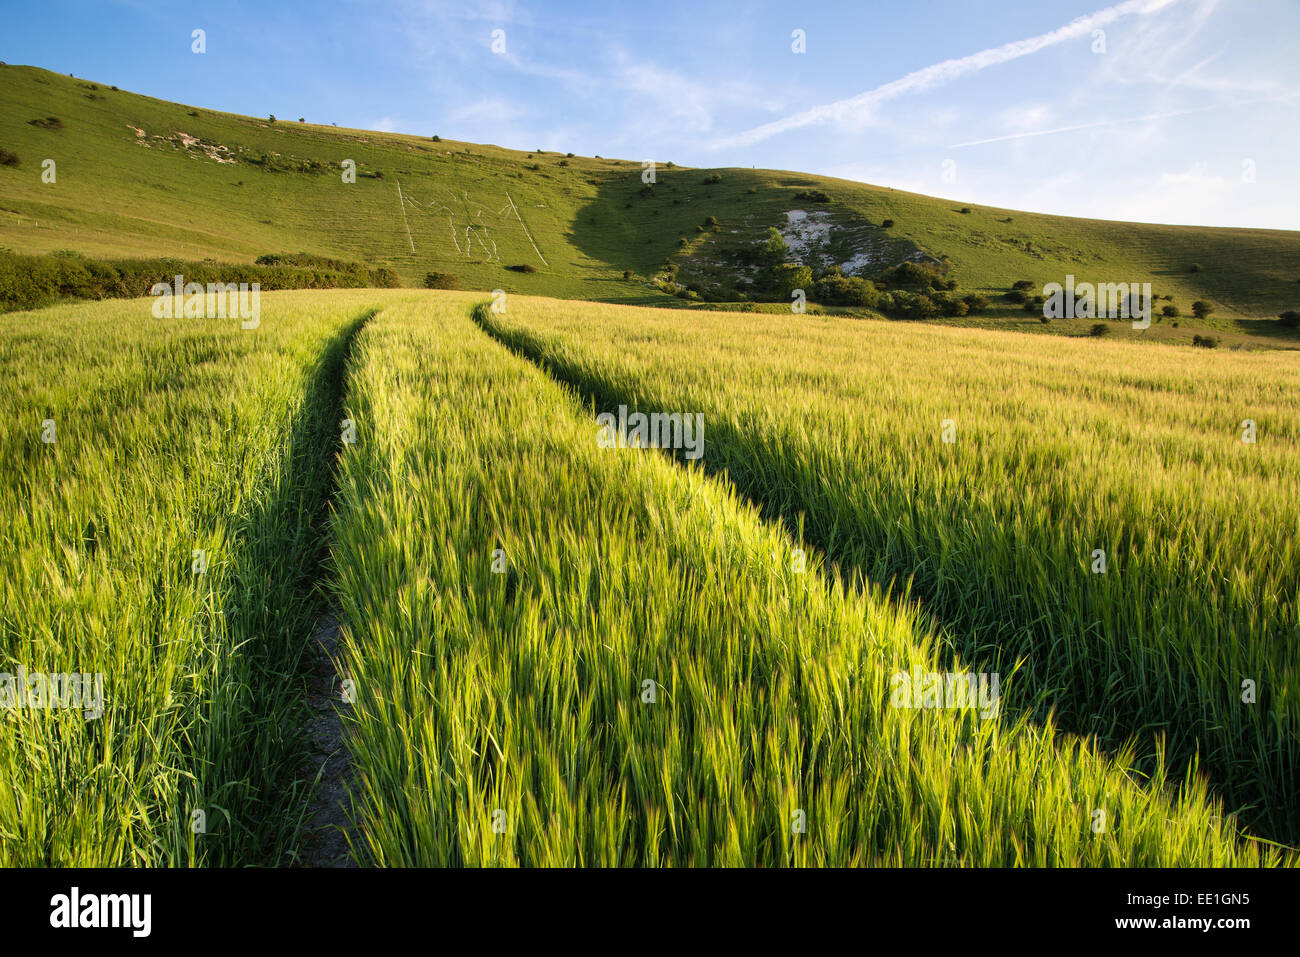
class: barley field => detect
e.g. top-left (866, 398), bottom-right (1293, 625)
top-left (477, 295), bottom-right (1300, 847)
top-left (326, 296), bottom-right (1284, 865)
top-left (1, 288), bottom-right (1294, 866)
top-left (0, 291), bottom-right (375, 865)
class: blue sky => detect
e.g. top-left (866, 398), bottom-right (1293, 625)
top-left (5, 0), bottom-right (1298, 228)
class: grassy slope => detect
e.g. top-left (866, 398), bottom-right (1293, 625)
top-left (2, 64), bottom-right (1299, 334)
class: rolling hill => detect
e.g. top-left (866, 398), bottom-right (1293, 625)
top-left (2, 63), bottom-right (1299, 342)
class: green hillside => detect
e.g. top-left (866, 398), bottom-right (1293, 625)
top-left (2, 63), bottom-right (1299, 334)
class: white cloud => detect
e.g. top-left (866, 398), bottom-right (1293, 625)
top-left (999, 104), bottom-right (1052, 129)
top-left (609, 53), bottom-right (766, 136)
top-left (447, 97), bottom-right (525, 125)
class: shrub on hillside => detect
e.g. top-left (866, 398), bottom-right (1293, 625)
top-left (881, 219), bottom-right (895, 228)
top-left (0, 249), bottom-right (399, 313)
top-left (814, 271), bottom-right (879, 308)
top-left (28, 116), bottom-right (63, 130)
top-left (506, 264), bottom-right (538, 273)
top-left (1277, 310), bottom-right (1300, 329)
top-left (424, 272), bottom-right (459, 289)
top-left (252, 253), bottom-right (396, 285)
top-left (884, 289), bottom-right (941, 319)
top-left (1089, 323), bottom-right (1110, 336)
top-left (0, 148), bottom-right (19, 167)
top-left (1192, 300), bottom-right (1214, 319)
top-left (962, 294), bottom-right (990, 314)
top-left (703, 173), bottom-right (722, 184)
top-left (931, 292), bottom-right (969, 317)
top-left (876, 260), bottom-right (947, 290)
top-left (1162, 304), bottom-right (1180, 319)
top-left (765, 263), bottom-right (814, 299)
top-left (1192, 334), bottom-right (1219, 348)
top-left (794, 189), bottom-right (830, 203)
top-left (370, 267), bottom-right (401, 287)
top-left (759, 227), bottom-right (788, 267)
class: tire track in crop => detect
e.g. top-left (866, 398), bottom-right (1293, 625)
top-left (284, 305), bottom-right (377, 867)
top-left (297, 613), bottom-right (357, 867)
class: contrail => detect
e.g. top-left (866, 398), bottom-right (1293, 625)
top-left (947, 95), bottom-right (1288, 148)
top-left (947, 106), bottom-right (1209, 148)
top-left (708, 0), bottom-right (1184, 150)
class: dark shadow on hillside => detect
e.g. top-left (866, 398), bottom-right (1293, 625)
top-left (564, 168), bottom-right (742, 282)
top-left (1233, 318), bottom-right (1300, 344)
top-left (472, 304), bottom-right (1298, 851)
top-left (566, 166), bottom-right (794, 295)
top-left (567, 167), bottom-right (958, 307)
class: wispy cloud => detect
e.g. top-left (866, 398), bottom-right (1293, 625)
top-left (999, 104), bottom-right (1053, 130)
top-left (447, 97), bottom-right (526, 125)
top-left (948, 105), bottom-right (1210, 148)
top-left (708, 0), bottom-right (1184, 150)
top-left (948, 88), bottom-right (1299, 149)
